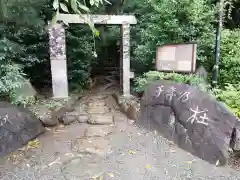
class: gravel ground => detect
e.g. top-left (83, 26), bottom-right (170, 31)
top-left (1, 120), bottom-right (240, 180)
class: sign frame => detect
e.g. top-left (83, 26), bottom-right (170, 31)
top-left (155, 42), bottom-right (197, 73)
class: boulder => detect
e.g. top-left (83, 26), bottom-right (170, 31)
top-left (0, 102), bottom-right (45, 156)
top-left (139, 80), bottom-right (238, 166)
top-left (61, 111), bottom-right (78, 125)
top-left (77, 113), bottom-right (89, 123)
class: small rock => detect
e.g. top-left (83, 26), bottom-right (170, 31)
top-left (77, 113), bottom-right (89, 123)
top-left (39, 112), bottom-right (58, 127)
top-left (52, 106), bottom-right (75, 121)
top-left (126, 104), bottom-right (140, 120)
top-left (84, 125), bottom-right (114, 137)
top-left (61, 111), bottom-right (78, 125)
top-left (88, 114), bottom-right (114, 125)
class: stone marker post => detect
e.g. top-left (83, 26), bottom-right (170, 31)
top-left (121, 23), bottom-right (131, 97)
top-left (48, 23), bottom-right (68, 98)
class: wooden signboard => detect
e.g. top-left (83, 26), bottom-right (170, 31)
top-left (156, 43), bottom-right (197, 73)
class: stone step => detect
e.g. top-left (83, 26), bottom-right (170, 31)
top-left (88, 114), bottom-right (114, 125)
top-left (87, 107), bottom-right (109, 114)
top-left (84, 125), bottom-right (115, 137)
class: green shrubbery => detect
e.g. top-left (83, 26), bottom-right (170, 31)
top-left (66, 25), bottom-right (95, 90)
top-left (0, 38), bottom-right (26, 102)
top-left (219, 29), bottom-right (240, 86)
top-left (134, 71), bottom-right (208, 93)
top-left (213, 84), bottom-right (240, 118)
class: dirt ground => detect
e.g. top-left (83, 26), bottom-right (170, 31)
top-left (1, 85), bottom-right (240, 180)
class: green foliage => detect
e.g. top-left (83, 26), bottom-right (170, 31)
top-left (219, 29), bottom-right (240, 86)
top-left (0, 38), bottom-right (26, 102)
top-left (134, 71), bottom-right (207, 93)
top-left (1, 0), bottom-right (49, 27)
top-left (10, 95), bottom-right (36, 107)
top-left (123, 0), bottom-right (216, 74)
top-left (0, 0), bottom-right (53, 91)
top-left (213, 83), bottom-right (240, 118)
top-left (66, 24), bottom-right (95, 90)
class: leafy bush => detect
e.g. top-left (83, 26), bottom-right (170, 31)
top-left (1, 0), bottom-right (55, 90)
top-left (0, 38), bottom-right (26, 102)
top-left (213, 83), bottom-right (240, 118)
top-left (66, 25), bottom-right (95, 90)
top-left (134, 71), bottom-right (207, 93)
top-left (219, 29), bottom-right (240, 86)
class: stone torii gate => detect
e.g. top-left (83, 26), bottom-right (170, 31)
top-left (48, 14), bottom-right (137, 98)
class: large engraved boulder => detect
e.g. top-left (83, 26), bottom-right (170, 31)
top-left (0, 102), bottom-right (45, 156)
top-left (139, 80), bottom-right (238, 166)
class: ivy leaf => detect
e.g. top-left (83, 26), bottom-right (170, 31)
top-left (53, 0), bottom-right (59, 10)
top-left (60, 3), bottom-right (69, 13)
top-left (95, 30), bottom-right (100, 37)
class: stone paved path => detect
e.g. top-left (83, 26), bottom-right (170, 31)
top-left (1, 91), bottom-right (240, 180)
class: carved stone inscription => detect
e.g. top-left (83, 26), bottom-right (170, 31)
top-left (140, 80), bottom-right (238, 166)
top-left (155, 85), bottom-right (209, 126)
top-left (0, 113), bottom-right (12, 126)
